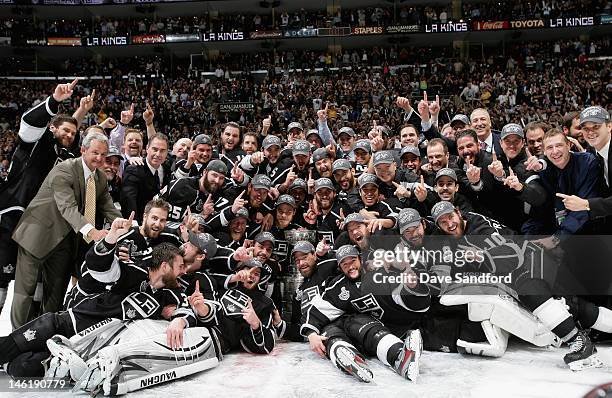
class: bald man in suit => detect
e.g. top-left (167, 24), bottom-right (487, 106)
top-left (11, 132), bottom-right (121, 328)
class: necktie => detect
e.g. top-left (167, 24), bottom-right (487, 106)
top-left (84, 174), bottom-right (96, 242)
top-left (480, 141), bottom-right (488, 151)
top-left (154, 169), bottom-right (161, 190)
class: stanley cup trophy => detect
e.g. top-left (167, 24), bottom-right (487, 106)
top-left (281, 229), bottom-right (317, 322)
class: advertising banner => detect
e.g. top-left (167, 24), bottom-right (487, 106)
top-left (202, 32), bottom-right (245, 41)
top-left (386, 25), bottom-right (420, 33)
top-left (219, 103), bottom-right (255, 113)
top-left (424, 22), bottom-right (469, 33)
top-left (351, 26), bottom-right (384, 35)
top-left (131, 34), bottom-right (165, 44)
top-left (548, 16), bottom-right (594, 27)
top-left (249, 30), bottom-right (283, 39)
top-left (472, 21), bottom-right (509, 30)
top-left (47, 37), bottom-right (82, 46)
top-left (84, 36), bottom-right (128, 46)
top-left (317, 27), bottom-right (352, 36)
top-left (283, 28), bottom-right (317, 38)
top-left (165, 33), bottom-right (200, 42)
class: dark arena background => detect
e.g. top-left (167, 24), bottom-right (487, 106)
top-left (0, 1), bottom-right (611, 397)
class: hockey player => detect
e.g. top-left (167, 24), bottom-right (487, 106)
top-left (213, 207), bottom-right (249, 249)
top-left (430, 201), bottom-right (606, 370)
top-left (173, 134), bottom-right (215, 178)
top-left (303, 178), bottom-right (352, 245)
top-left (240, 135), bottom-right (294, 193)
top-left (217, 122), bottom-right (246, 171)
top-left (301, 245), bottom-right (424, 381)
top-left (331, 158), bottom-right (361, 210)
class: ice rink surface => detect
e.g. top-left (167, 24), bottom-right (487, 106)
top-left (1, 282), bottom-right (611, 398)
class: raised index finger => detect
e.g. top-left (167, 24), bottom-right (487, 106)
top-left (436, 94), bottom-right (440, 106)
top-left (194, 279), bottom-right (200, 293)
top-left (129, 103), bottom-right (135, 113)
top-left (91, 89), bottom-right (96, 100)
top-left (555, 193), bottom-right (570, 199)
top-left (525, 147), bottom-right (533, 158)
top-left (69, 78), bottom-right (79, 89)
top-left (423, 91), bottom-right (428, 103)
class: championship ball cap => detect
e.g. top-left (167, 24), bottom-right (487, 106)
top-left (500, 123), bottom-right (524, 139)
top-left (288, 121), bottom-right (304, 131)
top-left (262, 135), bottom-right (282, 149)
top-left (231, 207), bottom-right (250, 221)
top-left (193, 134), bottom-right (213, 146)
top-left (336, 245), bottom-right (360, 265)
top-left (579, 106), bottom-right (610, 126)
top-left (398, 208), bottom-right (422, 234)
top-left (314, 177), bottom-right (336, 192)
top-left (400, 145), bottom-right (420, 158)
top-left (343, 213), bottom-right (367, 230)
top-left (338, 127), bottom-right (356, 137)
top-left (435, 167), bottom-right (458, 182)
top-left (288, 178), bottom-right (307, 191)
top-left (106, 146), bottom-right (122, 159)
top-left (372, 150), bottom-right (395, 166)
top-left (292, 140), bottom-right (311, 156)
top-left (251, 174), bottom-right (272, 190)
top-left (358, 172), bottom-right (378, 188)
top-left (292, 240), bottom-right (315, 255)
top-left (354, 139), bottom-right (372, 153)
top-left (431, 201), bottom-right (456, 224)
top-left (450, 114), bottom-right (470, 127)
top-left (238, 258), bottom-right (272, 278)
top-left (254, 232), bottom-right (276, 245)
top-left (188, 231), bottom-right (218, 258)
top-left (312, 148), bottom-right (331, 163)
top-left (206, 159), bottom-right (228, 175)
top-left (332, 158), bottom-right (352, 172)
top-left (276, 194), bottom-right (297, 208)
top-left (306, 129), bottom-right (321, 139)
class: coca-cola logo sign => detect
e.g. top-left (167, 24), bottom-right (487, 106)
top-left (472, 21), bottom-right (509, 30)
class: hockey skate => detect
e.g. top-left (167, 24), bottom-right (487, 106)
top-left (329, 342), bottom-right (374, 383)
top-left (45, 335), bottom-right (88, 381)
top-left (394, 329), bottom-right (422, 381)
top-left (564, 330), bottom-right (604, 371)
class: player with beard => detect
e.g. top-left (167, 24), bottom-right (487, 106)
top-left (158, 159), bottom-right (228, 226)
top-left (290, 140), bottom-right (314, 181)
top-left (332, 159), bottom-right (361, 211)
top-left (303, 178), bottom-right (352, 245)
top-left (214, 207), bottom-right (249, 249)
top-left (353, 139), bottom-right (371, 178)
top-left (312, 147), bottom-right (334, 179)
top-left (302, 245), bottom-right (424, 382)
top-left (241, 135), bottom-right (293, 193)
top-left (0, 236), bottom-right (195, 378)
top-left (103, 146), bottom-right (123, 205)
top-left (207, 174), bottom-right (275, 238)
top-left (287, 178), bottom-right (308, 225)
top-left (355, 173), bottom-right (404, 227)
top-left (241, 132), bottom-right (259, 155)
top-left (422, 168), bottom-right (474, 215)
top-left (218, 122), bottom-right (246, 171)
top-left (431, 201), bottom-right (606, 370)
top-left (213, 259), bottom-right (277, 355)
top-left (174, 134), bottom-right (215, 178)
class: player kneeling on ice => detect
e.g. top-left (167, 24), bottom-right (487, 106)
top-left (301, 245), bottom-right (423, 382)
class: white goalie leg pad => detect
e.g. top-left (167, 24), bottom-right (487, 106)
top-left (45, 335), bottom-right (88, 381)
top-left (441, 293), bottom-right (561, 347)
top-left (76, 327), bottom-right (220, 396)
top-left (592, 306), bottom-right (612, 333)
top-left (457, 321), bottom-right (509, 357)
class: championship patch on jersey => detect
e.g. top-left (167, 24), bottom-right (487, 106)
top-left (221, 289), bottom-right (250, 317)
top-left (121, 292), bottom-right (160, 320)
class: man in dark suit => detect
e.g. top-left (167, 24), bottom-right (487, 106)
top-left (11, 132), bottom-right (121, 328)
top-left (120, 133), bottom-right (171, 221)
top-left (556, 107), bottom-right (612, 225)
top-left (470, 108), bottom-right (503, 155)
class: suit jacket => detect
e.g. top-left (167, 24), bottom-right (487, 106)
top-left (120, 162), bottom-right (171, 220)
top-left (12, 157), bottom-right (121, 259)
top-left (588, 141), bottom-right (612, 220)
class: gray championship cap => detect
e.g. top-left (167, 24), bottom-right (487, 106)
top-left (450, 114), bottom-right (470, 127)
top-left (288, 178), bottom-right (307, 191)
top-left (338, 127), bottom-right (356, 137)
top-left (276, 194), bottom-right (297, 208)
top-left (398, 208), bottom-right (422, 234)
top-left (312, 148), bottom-right (331, 163)
top-left (251, 174), bottom-right (272, 190)
top-left (254, 232), bottom-right (276, 245)
top-left (500, 123), bottom-right (524, 139)
top-left (292, 241), bottom-right (315, 255)
top-left (358, 172), bottom-right (378, 189)
top-left (306, 129), bottom-right (321, 139)
top-left (332, 158), bottom-right (352, 173)
top-left (435, 167), bottom-right (457, 182)
top-left (188, 231), bottom-right (218, 258)
top-left (336, 244), bottom-right (360, 265)
top-left (292, 140), bottom-right (311, 156)
top-left (314, 177), bottom-right (336, 192)
top-left (343, 213), bottom-right (366, 230)
top-left (288, 121), bottom-right (304, 131)
top-left (372, 150), bottom-right (395, 166)
top-left (354, 139), bottom-right (372, 153)
top-left (579, 106), bottom-right (610, 126)
top-left (106, 146), bottom-right (122, 159)
top-left (193, 134), bottom-right (213, 146)
top-left (231, 207), bottom-right (250, 221)
top-left (206, 159), bottom-right (228, 175)
top-left (262, 135), bottom-right (282, 150)
top-left (431, 201), bottom-right (456, 224)
top-left (400, 145), bottom-right (420, 158)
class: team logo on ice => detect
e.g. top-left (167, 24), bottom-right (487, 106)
top-left (338, 287), bottom-right (350, 301)
top-left (23, 329), bottom-right (36, 342)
